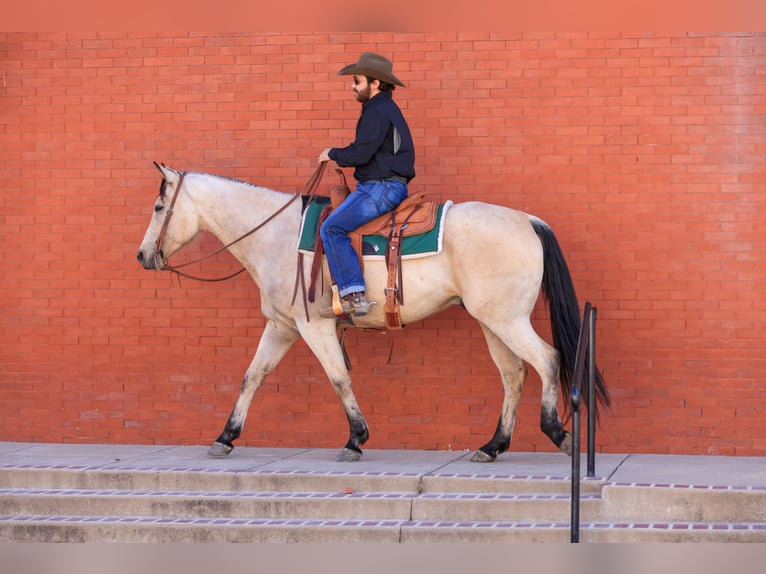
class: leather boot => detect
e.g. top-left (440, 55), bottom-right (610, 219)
top-left (319, 291), bottom-right (372, 318)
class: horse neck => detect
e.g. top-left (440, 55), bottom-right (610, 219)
top-left (189, 174), bottom-right (299, 246)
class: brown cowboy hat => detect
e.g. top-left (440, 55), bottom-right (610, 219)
top-left (337, 52), bottom-right (406, 87)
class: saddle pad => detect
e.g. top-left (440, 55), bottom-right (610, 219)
top-left (297, 196), bottom-right (452, 259)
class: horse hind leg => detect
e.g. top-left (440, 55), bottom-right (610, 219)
top-left (524, 324), bottom-right (572, 454)
top-left (478, 318), bottom-right (571, 457)
top-left (471, 323), bottom-right (527, 463)
top-left (208, 320), bottom-right (299, 457)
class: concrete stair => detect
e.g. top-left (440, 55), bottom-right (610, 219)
top-left (0, 443), bottom-right (764, 542)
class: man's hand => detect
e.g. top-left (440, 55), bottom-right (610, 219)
top-left (318, 148), bottom-right (333, 163)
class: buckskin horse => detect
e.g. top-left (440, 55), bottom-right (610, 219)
top-left (136, 162), bottom-right (609, 462)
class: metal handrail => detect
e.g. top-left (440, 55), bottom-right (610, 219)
top-left (570, 302), bottom-right (597, 543)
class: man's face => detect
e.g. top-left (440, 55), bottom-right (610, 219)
top-left (352, 75), bottom-right (375, 103)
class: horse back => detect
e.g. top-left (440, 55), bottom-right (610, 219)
top-left (438, 200), bottom-right (545, 303)
top-left (443, 201), bottom-right (541, 249)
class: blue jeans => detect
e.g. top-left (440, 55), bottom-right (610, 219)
top-left (320, 179), bottom-right (408, 297)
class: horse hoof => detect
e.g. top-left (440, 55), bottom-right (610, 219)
top-left (559, 432), bottom-right (573, 456)
top-left (207, 442), bottom-right (233, 458)
top-left (470, 450), bottom-right (496, 463)
top-left (336, 448), bottom-right (362, 462)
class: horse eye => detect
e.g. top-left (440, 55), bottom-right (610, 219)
top-left (154, 203), bottom-right (164, 213)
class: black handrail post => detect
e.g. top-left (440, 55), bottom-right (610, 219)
top-left (570, 388), bottom-right (581, 543)
top-left (587, 307), bottom-right (596, 478)
top-left (569, 301), bottom-right (591, 543)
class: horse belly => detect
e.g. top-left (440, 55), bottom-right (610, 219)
top-left (360, 254), bottom-right (460, 325)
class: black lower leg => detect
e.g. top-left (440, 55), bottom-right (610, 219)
top-left (215, 416), bottom-right (242, 449)
top-left (540, 408), bottom-right (568, 448)
top-left (343, 439), bottom-right (362, 454)
top-left (344, 415), bottom-right (369, 453)
top-left (478, 417), bottom-right (512, 460)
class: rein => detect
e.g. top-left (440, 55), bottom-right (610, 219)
top-left (155, 162), bottom-right (328, 283)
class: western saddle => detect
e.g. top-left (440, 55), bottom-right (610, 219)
top-left (306, 170), bottom-right (439, 329)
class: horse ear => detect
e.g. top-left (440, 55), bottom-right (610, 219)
top-left (153, 161), bottom-right (178, 183)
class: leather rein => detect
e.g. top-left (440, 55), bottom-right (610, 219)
top-left (154, 162), bottom-right (328, 283)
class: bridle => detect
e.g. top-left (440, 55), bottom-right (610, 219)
top-left (153, 170), bottom-right (187, 271)
top-left (153, 162), bottom-right (327, 283)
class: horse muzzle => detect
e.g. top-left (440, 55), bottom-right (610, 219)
top-left (136, 246), bottom-right (165, 271)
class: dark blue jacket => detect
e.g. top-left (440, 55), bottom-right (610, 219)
top-left (329, 91), bottom-right (416, 183)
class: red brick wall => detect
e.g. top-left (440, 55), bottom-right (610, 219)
top-left (2, 33), bottom-right (765, 456)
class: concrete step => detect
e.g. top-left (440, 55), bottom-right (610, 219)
top-left (403, 521), bottom-right (766, 543)
top-left (412, 492), bottom-right (601, 522)
top-left (0, 444), bottom-right (607, 496)
top-left (2, 482), bottom-right (765, 542)
top-left (0, 488), bottom-right (599, 523)
top-left (0, 466), bottom-right (423, 494)
top-left (601, 482), bottom-right (766, 523)
top-left (581, 522), bottom-right (766, 542)
top-left (0, 461), bottom-right (593, 497)
top-left (0, 514), bottom-right (406, 542)
top-left (0, 488), bottom-right (413, 521)
top-left (420, 472), bottom-right (603, 495)
top-left (2, 514), bottom-right (764, 543)
top-left (2, 443), bottom-right (765, 542)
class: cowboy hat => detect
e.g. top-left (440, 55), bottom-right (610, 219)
top-left (337, 52), bottom-right (406, 87)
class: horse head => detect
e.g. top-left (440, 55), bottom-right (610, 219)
top-left (136, 162), bottom-right (201, 271)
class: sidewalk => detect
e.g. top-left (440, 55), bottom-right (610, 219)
top-left (2, 441), bottom-right (764, 489)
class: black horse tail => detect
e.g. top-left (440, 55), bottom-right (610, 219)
top-left (530, 217), bottom-right (610, 416)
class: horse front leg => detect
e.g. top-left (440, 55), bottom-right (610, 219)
top-left (336, 392), bottom-right (370, 462)
top-left (208, 319), bottom-right (299, 457)
top-left (300, 323), bottom-right (369, 462)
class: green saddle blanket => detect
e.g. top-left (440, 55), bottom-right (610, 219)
top-left (297, 196), bottom-right (452, 258)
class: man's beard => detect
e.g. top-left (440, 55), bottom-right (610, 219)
top-left (354, 84), bottom-right (372, 103)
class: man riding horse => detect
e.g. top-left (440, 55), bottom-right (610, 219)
top-left (137, 53), bottom-right (609, 462)
top-left (318, 52), bottom-right (415, 318)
